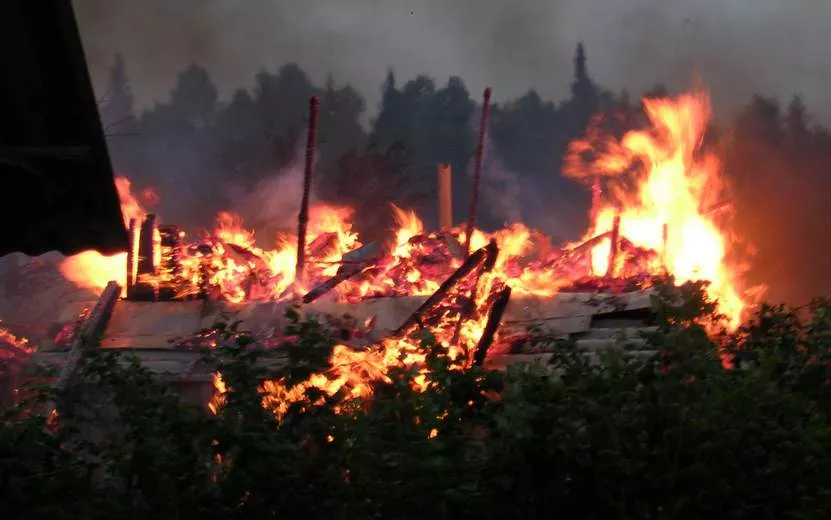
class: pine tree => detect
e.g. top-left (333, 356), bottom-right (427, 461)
top-left (100, 53), bottom-right (135, 135)
top-left (786, 94), bottom-right (808, 143)
top-left (570, 42), bottom-right (597, 103)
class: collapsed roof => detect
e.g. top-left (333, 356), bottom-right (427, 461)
top-left (0, 1), bottom-right (127, 257)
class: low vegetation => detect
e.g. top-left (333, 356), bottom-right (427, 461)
top-left (3, 281), bottom-right (831, 519)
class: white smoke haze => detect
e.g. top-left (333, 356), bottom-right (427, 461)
top-left (479, 139), bottom-right (523, 226)
top-left (74, 0), bottom-right (831, 123)
top-left (226, 139), bottom-right (320, 246)
top-left (227, 163), bottom-right (306, 241)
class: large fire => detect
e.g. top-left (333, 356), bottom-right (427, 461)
top-left (55, 89), bottom-right (756, 417)
top-left (564, 89), bottom-right (755, 327)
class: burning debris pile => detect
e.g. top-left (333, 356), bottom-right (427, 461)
top-left (30, 88), bottom-right (758, 415)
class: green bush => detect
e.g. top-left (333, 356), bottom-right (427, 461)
top-left (3, 282), bottom-right (831, 519)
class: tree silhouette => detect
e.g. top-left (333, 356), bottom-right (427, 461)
top-left (99, 53), bottom-right (135, 135)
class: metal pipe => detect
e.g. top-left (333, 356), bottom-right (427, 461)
top-left (462, 87), bottom-right (492, 256)
top-left (295, 95), bottom-right (319, 285)
top-left (437, 163), bottom-right (453, 230)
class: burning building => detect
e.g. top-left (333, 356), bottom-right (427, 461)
top-left (0, 2), bottom-right (759, 416)
top-left (6, 83), bottom-right (759, 414)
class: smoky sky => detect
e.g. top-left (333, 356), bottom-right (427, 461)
top-left (73, 0), bottom-right (831, 122)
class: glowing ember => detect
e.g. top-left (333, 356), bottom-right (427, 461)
top-left (208, 373), bottom-right (226, 415)
top-left (0, 325), bottom-right (34, 363)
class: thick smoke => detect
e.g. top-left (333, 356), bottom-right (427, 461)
top-left (481, 138), bottom-right (588, 242)
top-left (226, 160), bottom-right (312, 245)
top-left (74, 0), bottom-right (831, 122)
top-left (70, 1), bottom-right (831, 305)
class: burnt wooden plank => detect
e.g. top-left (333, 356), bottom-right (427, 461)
top-left (43, 281), bottom-right (121, 416)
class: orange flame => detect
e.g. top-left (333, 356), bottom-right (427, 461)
top-left (0, 325), bottom-right (34, 359)
top-left (565, 89), bottom-right (756, 327)
top-left (56, 88), bottom-right (760, 420)
top-left (58, 176), bottom-right (142, 293)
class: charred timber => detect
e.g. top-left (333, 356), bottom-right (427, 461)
top-left (473, 286), bottom-right (512, 366)
top-left (295, 96), bottom-right (319, 285)
top-left (43, 281), bottom-right (121, 418)
top-left (605, 214), bottom-right (621, 279)
top-left (451, 239), bottom-right (499, 347)
top-left (394, 240), bottom-right (498, 336)
top-left (302, 260), bottom-right (376, 304)
top-left (126, 218), bottom-right (138, 299)
top-left (134, 214), bottom-right (158, 301)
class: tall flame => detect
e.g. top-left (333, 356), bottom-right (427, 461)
top-left (57, 88), bottom-right (760, 420)
top-left (565, 89), bottom-right (754, 327)
top-left (58, 176), bottom-right (144, 293)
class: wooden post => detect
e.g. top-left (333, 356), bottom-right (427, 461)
top-left (134, 214), bottom-right (158, 301)
top-left (662, 223), bottom-right (669, 272)
top-left (437, 164), bottom-right (453, 230)
top-left (605, 214), bottom-right (621, 279)
top-left (295, 96), bottom-right (319, 285)
top-left (126, 218), bottom-right (138, 299)
top-left (463, 87), bottom-right (492, 257)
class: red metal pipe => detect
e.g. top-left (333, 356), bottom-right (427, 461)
top-left (463, 87), bottom-right (492, 257)
top-left (295, 95), bottom-right (319, 285)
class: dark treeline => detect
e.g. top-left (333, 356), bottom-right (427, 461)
top-left (99, 44), bottom-right (831, 304)
top-left (98, 44), bottom-right (621, 241)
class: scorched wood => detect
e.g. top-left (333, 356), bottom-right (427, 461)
top-left (473, 286), bottom-right (512, 366)
top-left (43, 280), bottom-right (121, 418)
top-left (126, 218), bottom-right (138, 299)
top-left (302, 259), bottom-right (376, 304)
top-left (394, 240), bottom-right (498, 336)
top-left (134, 214), bottom-right (158, 301)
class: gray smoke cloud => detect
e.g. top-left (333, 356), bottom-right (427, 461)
top-left (73, 0), bottom-right (831, 122)
top-left (226, 157), bottom-right (316, 246)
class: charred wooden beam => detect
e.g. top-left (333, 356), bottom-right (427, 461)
top-left (137, 214), bottom-right (156, 275)
top-left (42, 280), bottom-right (121, 418)
top-left (661, 222), bottom-right (669, 272)
top-left (339, 242), bottom-right (380, 271)
top-left (132, 214), bottom-right (158, 300)
top-left (451, 239), bottom-right (500, 347)
top-left (302, 260), bottom-right (375, 304)
top-left (473, 286), bottom-right (512, 366)
top-left (295, 95), bottom-right (319, 285)
top-left (605, 214), bottom-right (621, 279)
top-left (394, 240), bottom-right (498, 336)
top-left (462, 87), bottom-right (492, 257)
top-left (125, 218), bottom-right (138, 299)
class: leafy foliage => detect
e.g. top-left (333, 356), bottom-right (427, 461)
top-left (4, 284), bottom-right (831, 518)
